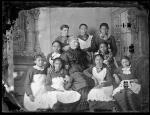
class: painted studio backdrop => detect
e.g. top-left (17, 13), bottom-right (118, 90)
top-left (2, 6), bottom-right (149, 112)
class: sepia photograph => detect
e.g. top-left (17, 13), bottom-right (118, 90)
top-left (2, 0), bottom-right (149, 112)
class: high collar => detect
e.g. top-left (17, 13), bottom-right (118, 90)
top-left (97, 31), bottom-right (111, 40)
top-left (33, 65), bottom-right (44, 71)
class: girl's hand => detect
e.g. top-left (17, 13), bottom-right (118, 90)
top-left (29, 95), bottom-right (35, 102)
top-left (103, 60), bottom-right (109, 65)
top-left (64, 75), bottom-right (70, 82)
top-left (131, 79), bottom-right (138, 83)
top-left (63, 45), bottom-right (70, 51)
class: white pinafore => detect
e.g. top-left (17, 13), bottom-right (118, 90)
top-left (24, 66), bottom-right (58, 111)
top-left (87, 67), bottom-right (114, 101)
top-left (78, 35), bottom-right (93, 50)
top-left (50, 77), bottom-right (81, 104)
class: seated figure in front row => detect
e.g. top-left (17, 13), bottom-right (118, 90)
top-left (60, 36), bottom-right (94, 111)
top-left (46, 57), bottom-right (81, 112)
top-left (112, 56), bottom-right (141, 112)
top-left (24, 54), bottom-right (81, 112)
top-left (83, 54), bottom-right (115, 112)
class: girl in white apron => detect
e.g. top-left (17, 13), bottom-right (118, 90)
top-left (24, 54), bottom-right (57, 111)
top-left (84, 54), bottom-right (114, 112)
top-left (77, 24), bottom-right (94, 65)
top-left (46, 57), bottom-right (81, 112)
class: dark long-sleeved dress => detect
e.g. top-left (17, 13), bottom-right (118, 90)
top-left (60, 48), bottom-right (93, 111)
top-left (91, 31), bottom-right (117, 57)
top-left (60, 47), bottom-right (89, 74)
top-left (112, 66), bottom-right (141, 111)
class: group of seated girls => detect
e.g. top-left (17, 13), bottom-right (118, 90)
top-left (23, 23), bottom-right (142, 112)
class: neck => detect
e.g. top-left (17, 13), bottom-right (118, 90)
top-left (34, 65), bottom-right (44, 70)
top-left (55, 69), bottom-right (61, 72)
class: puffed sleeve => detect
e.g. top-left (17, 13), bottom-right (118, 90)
top-left (103, 68), bottom-right (113, 87)
top-left (24, 68), bottom-right (34, 96)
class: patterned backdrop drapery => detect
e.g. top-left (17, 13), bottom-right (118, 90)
top-left (13, 8), bottom-right (42, 57)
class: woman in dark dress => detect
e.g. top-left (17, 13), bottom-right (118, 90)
top-left (60, 36), bottom-right (94, 111)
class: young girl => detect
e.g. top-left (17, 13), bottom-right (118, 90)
top-left (92, 23), bottom-right (117, 57)
top-left (46, 58), bottom-right (81, 112)
top-left (47, 40), bottom-right (63, 67)
top-left (95, 41), bottom-right (117, 73)
top-left (55, 24), bottom-right (70, 51)
top-left (112, 56), bottom-right (141, 112)
top-left (84, 54), bottom-right (114, 112)
top-left (24, 54), bottom-right (57, 111)
top-left (77, 24), bottom-right (94, 64)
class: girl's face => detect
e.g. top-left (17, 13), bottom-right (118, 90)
top-left (99, 43), bottom-right (107, 53)
top-left (34, 57), bottom-right (44, 67)
top-left (52, 42), bottom-right (61, 52)
top-left (95, 56), bottom-right (103, 67)
top-left (54, 60), bottom-right (62, 71)
top-left (121, 59), bottom-right (130, 68)
top-left (100, 26), bottom-right (108, 35)
top-left (61, 28), bottom-right (69, 37)
top-left (80, 25), bottom-right (87, 35)
top-left (69, 40), bottom-right (79, 49)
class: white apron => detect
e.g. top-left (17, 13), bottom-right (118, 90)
top-left (78, 35), bottom-right (93, 49)
top-left (87, 67), bottom-right (114, 102)
top-left (50, 77), bottom-right (81, 104)
top-left (24, 74), bottom-right (57, 111)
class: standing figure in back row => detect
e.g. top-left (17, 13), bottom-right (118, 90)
top-left (55, 24), bottom-right (70, 51)
top-left (92, 23), bottom-right (117, 57)
top-left (77, 24), bottom-right (94, 65)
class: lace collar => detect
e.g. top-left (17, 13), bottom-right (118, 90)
top-left (122, 65), bottom-right (131, 75)
top-left (33, 65), bottom-right (44, 71)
